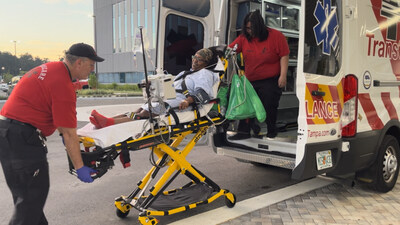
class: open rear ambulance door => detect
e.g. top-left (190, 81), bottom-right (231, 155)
top-left (293, 0), bottom-right (348, 180)
top-left (157, 0), bottom-right (216, 75)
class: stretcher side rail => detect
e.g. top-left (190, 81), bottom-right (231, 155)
top-left (100, 111), bottom-right (224, 153)
top-left (70, 102), bottom-right (225, 179)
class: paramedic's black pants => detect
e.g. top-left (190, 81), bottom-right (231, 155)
top-left (237, 76), bottom-right (282, 138)
top-left (0, 120), bottom-right (49, 225)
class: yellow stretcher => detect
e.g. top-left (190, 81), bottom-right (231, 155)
top-left (70, 53), bottom-right (236, 225)
top-left (71, 103), bottom-right (235, 225)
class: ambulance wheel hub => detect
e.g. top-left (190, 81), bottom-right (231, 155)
top-left (383, 146), bottom-right (398, 183)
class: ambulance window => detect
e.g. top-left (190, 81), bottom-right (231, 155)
top-left (163, 14), bottom-right (204, 75)
top-left (282, 6), bottom-right (299, 31)
top-left (264, 2), bottom-right (299, 31)
top-left (265, 3), bottom-right (281, 29)
top-left (163, 0), bottom-right (210, 17)
top-left (303, 0), bottom-right (342, 76)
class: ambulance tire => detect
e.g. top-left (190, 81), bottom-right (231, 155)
top-left (372, 135), bottom-right (400, 193)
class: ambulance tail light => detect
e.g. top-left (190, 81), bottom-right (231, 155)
top-left (341, 75), bottom-right (358, 137)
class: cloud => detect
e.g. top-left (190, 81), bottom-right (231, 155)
top-left (67, 0), bottom-right (86, 4)
top-left (41, 0), bottom-right (60, 3)
top-left (41, 0), bottom-right (86, 4)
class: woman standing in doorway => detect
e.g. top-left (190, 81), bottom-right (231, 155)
top-left (228, 9), bottom-right (289, 140)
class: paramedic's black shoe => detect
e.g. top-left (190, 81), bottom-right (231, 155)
top-left (251, 124), bottom-right (261, 136)
top-left (228, 133), bottom-right (251, 140)
top-left (266, 133), bottom-right (277, 139)
top-left (252, 133), bottom-right (263, 139)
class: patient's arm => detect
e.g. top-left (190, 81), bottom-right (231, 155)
top-left (179, 96), bottom-right (194, 110)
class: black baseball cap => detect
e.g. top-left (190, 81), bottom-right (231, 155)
top-left (66, 43), bottom-right (104, 62)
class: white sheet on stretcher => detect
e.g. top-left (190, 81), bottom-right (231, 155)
top-left (77, 103), bottom-right (214, 148)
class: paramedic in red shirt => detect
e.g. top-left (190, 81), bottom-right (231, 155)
top-left (0, 43), bottom-right (104, 225)
top-left (228, 10), bottom-right (289, 140)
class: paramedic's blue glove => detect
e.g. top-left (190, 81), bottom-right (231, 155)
top-left (76, 166), bottom-right (97, 183)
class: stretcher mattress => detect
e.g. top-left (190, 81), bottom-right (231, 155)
top-left (77, 103), bottom-right (214, 148)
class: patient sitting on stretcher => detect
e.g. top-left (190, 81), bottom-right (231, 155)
top-left (90, 48), bottom-right (220, 129)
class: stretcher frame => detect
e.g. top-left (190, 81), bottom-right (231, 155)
top-left (74, 56), bottom-right (237, 225)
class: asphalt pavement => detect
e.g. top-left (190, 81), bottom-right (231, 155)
top-left (0, 97), bottom-right (296, 225)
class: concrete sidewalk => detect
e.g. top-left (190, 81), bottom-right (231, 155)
top-left (170, 177), bottom-right (400, 225)
top-left (219, 179), bottom-right (400, 225)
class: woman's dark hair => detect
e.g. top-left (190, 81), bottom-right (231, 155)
top-left (241, 9), bottom-right (269, 42)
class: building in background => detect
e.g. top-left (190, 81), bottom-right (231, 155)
top-left (93, 0), bottom-right (158, 84)
top-left (93, 0), bottom-right (206, 84)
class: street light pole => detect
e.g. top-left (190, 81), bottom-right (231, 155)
top-left (1, 67), bottom-right (4, 81)
top-left (92, 14), bottom-right (98, 77)
top-left (10, 40), bottom-right (18, 56)
top-left (10, 40), bottom-right (19, 76)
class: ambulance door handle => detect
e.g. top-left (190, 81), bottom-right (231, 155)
top-left (311, 90), bottom-right (325, 97)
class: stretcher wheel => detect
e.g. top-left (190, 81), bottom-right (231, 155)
top-left (116, 208), bottom-right (129, 218)
top-left (224, 192), bottom-right (236, 208)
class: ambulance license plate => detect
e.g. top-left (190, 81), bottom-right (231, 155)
top-left (316, 150), bottom-right (332, 170)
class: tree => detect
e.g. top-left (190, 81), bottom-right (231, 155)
top-left (88, 73), bottom-right (99, 89)
top-left (0, 51), bottom-right (47, 76)
top-left (3, 73), bottom-right (13, 84)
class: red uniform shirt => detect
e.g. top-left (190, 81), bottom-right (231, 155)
top-left (1, 61), bottom-right (77, 136)
top-left (229, 28), bottom-right (290, 81)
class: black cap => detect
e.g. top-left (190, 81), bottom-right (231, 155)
top-left (66, 43), bottom-right (104, 62)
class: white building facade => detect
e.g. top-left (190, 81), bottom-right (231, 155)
top-left (93, 0), bottom-right (207, 84)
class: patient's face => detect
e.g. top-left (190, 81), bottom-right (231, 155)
top-left (191, 53), bottom-right (207, 71)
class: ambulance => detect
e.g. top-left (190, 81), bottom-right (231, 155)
top-left (115, 0), bottom-right (400, 192)
top-left (202, 0), bottom-right (400, 193)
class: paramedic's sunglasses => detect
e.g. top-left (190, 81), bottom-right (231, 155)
top-left (192, 55), bottom-right (206, 62)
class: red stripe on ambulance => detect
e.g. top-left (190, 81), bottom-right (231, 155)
top-left (381, 92), bottom-right (398, 120)
top-left (329, 84), bottom-right (342, 122)
top-left (359, 93), bottom-right (384, 130)
top-left (305, 83), bottom-right (318, 125)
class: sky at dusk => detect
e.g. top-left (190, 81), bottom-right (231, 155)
top-left (0, 0), bottom-right (94, 61)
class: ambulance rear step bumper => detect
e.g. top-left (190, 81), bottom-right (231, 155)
top-left (216, 147), bottom-right (295, 170)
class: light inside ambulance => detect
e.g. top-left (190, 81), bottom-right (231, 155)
top-left (342, 75), bottom-right (358, 137)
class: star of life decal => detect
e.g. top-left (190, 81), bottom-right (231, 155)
top-left (313, 0), bottom-right (339, 55)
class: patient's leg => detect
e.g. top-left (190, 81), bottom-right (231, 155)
top-left (90, 109), bottom-right (158, 129)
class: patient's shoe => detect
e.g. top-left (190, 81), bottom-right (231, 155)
top-left (90, 110), bottom-right (115, 128)
top-left (89, 116), bottom-right (101, 129)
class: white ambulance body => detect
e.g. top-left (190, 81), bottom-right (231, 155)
top-left (211, 0), bottom-right (400, 193)
top-left (148, 0), bottom-right (400, 192)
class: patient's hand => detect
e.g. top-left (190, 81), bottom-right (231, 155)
top-left (179, 99), bottom-right (190, 110)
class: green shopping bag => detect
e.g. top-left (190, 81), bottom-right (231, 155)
top-left (244, 76), bottom-right (266, 123)
top-left (211, 84), bottom-right (229, 114)
top-left (226, 74), bottom-right (266, 122)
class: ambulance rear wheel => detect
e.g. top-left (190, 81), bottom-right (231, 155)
top-left (372, 135), bottom-right (399, 193)
top-left (116, 208), bottom-right (129, 218)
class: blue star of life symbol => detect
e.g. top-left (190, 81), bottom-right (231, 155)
top-left (313, 0), bottom-right (339, 55)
